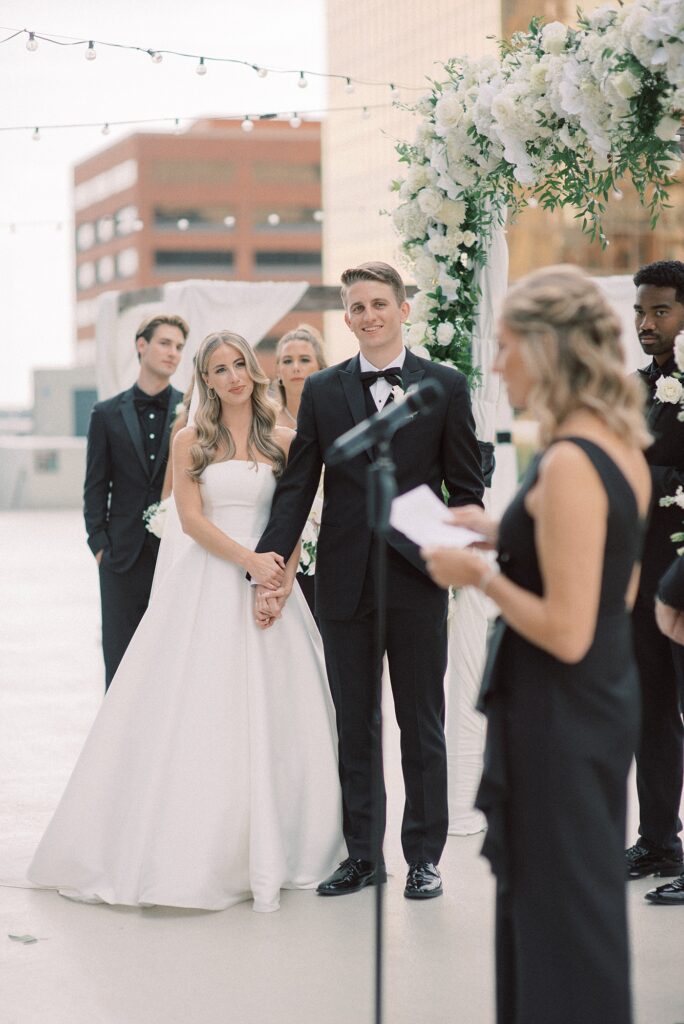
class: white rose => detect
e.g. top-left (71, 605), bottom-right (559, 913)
top-left (410, 344), bottom-right (431, 360)
top-left (427, 235), bottom-right (451, 257)
top-left (675, 335), bottom-right (684, 374)
top-left (436, 197), bottom-right (466, 229)
top-left (462, 230), bottom-right (477, 247)
top-left (541, 21), bottom-right (568, 55)
top-left (434, 92), bottom-right (465, 130)
top-left (655, 375), bottom-right (684, 404)
top-left (407, 321), bottom-right (428, 345)
top-left (409, 290), bottom-right (434, 322)
top-left (413, 254), bottom-right (438, 289)
top-left (417, 187), bottom-right (444, 217)
top-left (435, 322), bottom-right (455, 346)
top-left (612, 69), bottom-right (640, 99)
top-left (655, 114), bottom-right (681, 142)
top-left (406, 163), bottom-right (431, 193)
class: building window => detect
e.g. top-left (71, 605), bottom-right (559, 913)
top-left (97, 216), bottom-right (116, 244)
top-left (151, 160), bottom-right (235, 185)
top-left (154, 250), bottom-right (234, 275)
top-left (115, 205), bottom-right (141, 236)
top-left (97, 255), bottom-right (116, 284)
top-left (76, 222), bottom-right (95, 251)
top-left (254, 251), bottom-right (321, 270)
top-left (74, 159), bottom-right (138, 212)
top-left (117, 248), bottom-right (139, 278)
top-left (77, 262), bottom-right (96, 291)
top-left (34, 450), bottom-right (59, 473)
top-left (253, 207), bottom-right (321, 232)
top-left (153, 205), bottom-right (238, 232)
top-left (253, 162), bottom-right (320, 185)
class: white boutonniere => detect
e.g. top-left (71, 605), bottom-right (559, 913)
top-left (174, 401), bottom-right (187, 418)
top-left (390, 383), bottom-right (407, 405)
top-left (142, 496), bottom-right (171, 538)
top-left (654, 375), bottom-right (683, 405)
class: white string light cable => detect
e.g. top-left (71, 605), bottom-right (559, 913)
top-left (0, 103), bottom-right (391, 139)
top-left (2, 25), bottom-right (423, 95)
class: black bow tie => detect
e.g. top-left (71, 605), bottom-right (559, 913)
top-left (359, 367), bottom-right (402, 388)
top-left (134, 392), bottom-right (168, 413)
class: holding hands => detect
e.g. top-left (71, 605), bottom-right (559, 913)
top-left (245, 551), bottom-right (286, 590)
top-left (253, 583), bottom-right (291, 630)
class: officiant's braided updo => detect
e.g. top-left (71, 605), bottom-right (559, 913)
top-left (188, 332), bottom-right (285, 480)
top-left (502, 265), bottom-right (651, 449)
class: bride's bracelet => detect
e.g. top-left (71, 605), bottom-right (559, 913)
top-left (477, 564), bottom-right (500, 595)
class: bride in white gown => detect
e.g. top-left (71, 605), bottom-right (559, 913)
top-left (28, 331), bottom-right (344, 913)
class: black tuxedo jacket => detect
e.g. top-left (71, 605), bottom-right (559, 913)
top-left (637, 357), bottom-right (684, 600)
top-left (83, 384), bottom-right (182, 574)
top-left (256, 349), bottom-right (484, 620)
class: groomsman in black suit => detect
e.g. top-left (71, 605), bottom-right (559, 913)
top-left (254, 262), bottom-right (484, 898)
top-left (84, 314), bottom-right (188, 688)
top-left (626, 260), bottom-right (684, 881)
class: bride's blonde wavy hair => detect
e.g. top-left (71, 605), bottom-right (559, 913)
top-left (188, 331), bottom-right (286, 481)
top-left (501, 265), bottom-right (651, 450)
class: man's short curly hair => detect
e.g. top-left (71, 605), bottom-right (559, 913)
top-left (633, 260), bottom-right (684, 305)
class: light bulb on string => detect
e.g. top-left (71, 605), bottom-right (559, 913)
top-left (177, 218), bottom-right (189, 231)
top-left (196, 57), bottom-right (207, 76)
top-left (223, 215), bottom-right (236, 228)
top-left (298, 71), bottom-right (308, 89)
top-left (312, 210), bottom-right (324, 223)
top-left (32, 127), bottom-right (41, 142)
top-left (173, 118), bottom-right (182, 134)
top-left (267, 213), bottom-right (280, 226)
top-left (361, 106), bottom-right (371, 120)
top-left (85, 41), bottom-right (97, 61)
top-left (613, 188), bottom-right (624, 200)
top-left (26, 31), bottom-right (38, 52)
top-left (344, 77), bottom-right (355, 94)
top-left (241, 116), bottom-right (254, 133)
top-left (289, 113), bottom-right (302, 128)
top-left (101, 123), bottom-right (110, 136)
top-left (390, 83), bottom-right (400, 100)
top-left (150, 50), bottom-right (163, 64)
top-left (254, 65), bottom-right (268, 78)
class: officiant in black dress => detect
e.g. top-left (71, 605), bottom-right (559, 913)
top-left (254, 262), bottom-right (484, 900)
top-left (84, 314), bottom-right (188, 688)
top-left (423, 266), bottom-right (651, 1024)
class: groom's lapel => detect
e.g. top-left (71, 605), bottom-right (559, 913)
top-left (119, 388), bottom-right (149, 476)
top-left (338, 354), bottom-right (372, 463)
top-left (402, 348), bottom-right (426, 390)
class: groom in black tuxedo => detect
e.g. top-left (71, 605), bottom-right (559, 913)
top-left (84, 313), bottom-right (188, 689)
top-left (254, 262), bottom-right (484, 898)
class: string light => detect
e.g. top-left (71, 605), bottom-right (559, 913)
top-left (266, 213), bottom-right (280, 226)
top-left (85, 40), bottom-right (97, 61)
top-left (312, 210), bottom-right (324, 223)
top-left (289, 113), bottom-right (301, 128)
top-left (361, 106), bottom-right (371, 120)
top-left (344, 77), bottom-right (355, 94)
top-left (241, 115), bottom-right (254, 132)
top-left (176, 217), bottom-right (189, 230)
top-left (390, 83), bottom-right (400, 100)
top-left (298, 71), bottom-right (308, 89)
top-left (32, 127), bottom-right (41, 141)
top-left (196, 57), bottom-right (207, 76)
top-left (254, 65), bottom-right (268, 78)
top-left (173, 118), bottom-right (182, 133)
top-left (25, 31), bottom-right (38, 52)
top-left (223, 215), bottom-right (236, 227)
top-left (101, 123), bottom-right (110, 135)
top-left (150, 49), bottom-right (163, 64)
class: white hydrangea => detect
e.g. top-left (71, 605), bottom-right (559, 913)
top-left (427, 234), bottom-right (452, 257)
top-left (541, 21), bottom-right (568, 55)
top-left (409, 290), bottom-right (434, 322)
top-left (406, 163), bottom-right (432, 193)
top-left (407, 321), bottom-right (429, 345)
top-left (413, 254), bottom-right (439, 289)
top-left (409, 344), bottom-right (431, 360)
top-left (655, 114), bottom-right (681, 141)
top-left (436, 197), bottom-right (466, 228)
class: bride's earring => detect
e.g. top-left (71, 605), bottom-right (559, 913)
top-left (207, 386), bottom-right (216, 399)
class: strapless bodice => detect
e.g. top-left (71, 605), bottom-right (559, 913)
top-left (200, 460), bottom-right (276, 544)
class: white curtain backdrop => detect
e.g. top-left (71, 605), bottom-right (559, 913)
top-left (95, 279), bottom-right (309, 400)
top-left (446, 221), bottom-right (510, 835)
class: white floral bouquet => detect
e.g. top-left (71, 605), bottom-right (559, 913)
top-left (391, 0), bottom-right (683, 380)
top-left (299, 492), bottom-right (323, 576)
top-left (653, 333), bottom-right (684, 416)
top-left (142, 497), bottom-right (171, 539)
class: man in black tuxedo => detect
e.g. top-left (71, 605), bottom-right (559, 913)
top-left (625, 260), bottom-right (684, 882)
top-left (84, 313), bottom-right (188, 689)
top-left (254, 262), bottom-right (484, 898)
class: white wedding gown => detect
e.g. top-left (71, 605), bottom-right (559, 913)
top-left (27, 461), bottom-right (344, 913)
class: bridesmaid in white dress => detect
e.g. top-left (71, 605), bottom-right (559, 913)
top-left (28, 331), bottom-right (344, 913)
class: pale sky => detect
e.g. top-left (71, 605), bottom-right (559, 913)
top-left (0, 0), bottom-right (328, 407)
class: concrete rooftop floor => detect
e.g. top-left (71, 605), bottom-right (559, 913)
top-left (1, 510), bottom-right (683, 1024)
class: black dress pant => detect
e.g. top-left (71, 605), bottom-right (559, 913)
top-left (98, 542), bottom-right (158, 689)
top-left (318, 600), bottom-right (449, 865)
top-left (633, 594), bottom-right (684, 855)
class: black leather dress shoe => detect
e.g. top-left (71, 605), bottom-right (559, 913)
top-left (645, 873), bottom-right (684, 905)
top-left (316, 858), bottom-right (387, 896)
top-left (404, 861), bottom-right (443, 900)
top-left (625, 842), bottom-right (683, 879)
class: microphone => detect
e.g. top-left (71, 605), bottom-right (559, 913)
top-left (326, 378), bottom-right (444, 466)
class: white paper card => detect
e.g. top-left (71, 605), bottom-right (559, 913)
top-left (390, 485), bottom-right (483, 549)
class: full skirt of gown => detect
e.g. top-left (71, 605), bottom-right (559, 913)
top-left (27, 461), bottom-right (345, 912)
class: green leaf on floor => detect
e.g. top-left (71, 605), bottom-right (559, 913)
top-left (8, 934), bottom-right (38, 944)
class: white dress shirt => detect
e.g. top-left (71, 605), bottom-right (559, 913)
top-left (359, 347), bottom-right (407, 412)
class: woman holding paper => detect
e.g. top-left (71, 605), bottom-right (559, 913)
top-left (422, 266), bottom-right (651, 1024)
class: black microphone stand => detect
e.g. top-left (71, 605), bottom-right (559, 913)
top-left (366, 438), bottom-right (397, 1024)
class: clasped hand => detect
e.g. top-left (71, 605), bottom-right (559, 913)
top-left (253, 583), bottom-right (290, 630)
top-left (247, 551), bottom-right (286, 589)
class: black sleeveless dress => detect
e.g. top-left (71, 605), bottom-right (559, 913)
top-left (476, 438), bottom-right (642, 1024)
